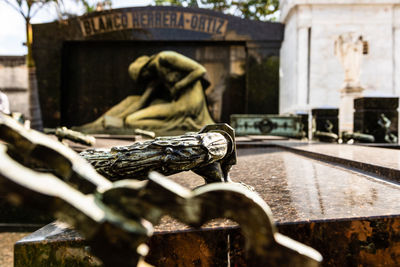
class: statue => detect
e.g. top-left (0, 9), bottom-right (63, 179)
top-left (335, 33), bottom-right (365, 132)
top-left (0, 114), bottom-right (322, 266)
top-left (334, 33), bottom-right (364, 89)
top-left (377, 113), bottom-right (398, 143)
top-left (80, 124), bottom-right (236, 184)
top-left (76, 51), bottom-right (215, 135)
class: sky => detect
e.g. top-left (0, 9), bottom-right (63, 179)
top-left (0, 0), bottom-right (152, 55)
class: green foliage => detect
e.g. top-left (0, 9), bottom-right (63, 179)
top-left (155, 0), bottom-right (198, 7)
top-left (154, 0), bottom-right (279, 21)
top-left (80, 0), bottom-right (112, 14)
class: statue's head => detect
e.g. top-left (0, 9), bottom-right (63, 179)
top-left (128, 55), bottom-right (151, 82)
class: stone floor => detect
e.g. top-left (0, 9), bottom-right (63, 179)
top-left (0, 233), bottom-right (29, 267)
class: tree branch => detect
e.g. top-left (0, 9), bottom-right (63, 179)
top-left (2, 0), bottom-right (27, 19)
top-left (30, 1), bottom-right (46, 18)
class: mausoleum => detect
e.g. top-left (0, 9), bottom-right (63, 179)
top-left (279, 0), bottom-right (400, 114)
top-left (32, 6), bottom-right (283, 128)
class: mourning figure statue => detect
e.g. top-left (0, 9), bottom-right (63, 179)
top-left (76, 51), bottom-right (215, 135)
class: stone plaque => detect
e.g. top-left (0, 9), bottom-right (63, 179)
top-left (79, 10), bottom-right (228, 37)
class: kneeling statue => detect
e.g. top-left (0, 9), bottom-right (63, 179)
top-left (76, 51), bottom-right (215, 135)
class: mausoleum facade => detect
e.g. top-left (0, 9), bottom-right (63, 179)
top-left (279, 0), bottom-right (400, 114)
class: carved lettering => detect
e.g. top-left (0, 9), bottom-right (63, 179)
top-left (79, 10), bottom-right (228, 36)
top-left (198, 16), bottom-right (205, 31)
top-left (99, 17), bottom-right (106, 31)
top-left (90, 19), bottom-right (98, 33)
top-left (132, 12), bottom-right (139, 27)
top-left (163, 12), bottom-right (169, 27)
top-left (206, 17), bottom-right (212, 32)
top-left (114, 15), bottom-right (121, 28)
top-left (83, 20), bottom-right (91, 35)
top-left (216, 19), bottom-right (224, 34)
top-left (190, 15), bottom-right (198, 29)
top-left (140, 13), bottom-right (147, 26)
top-left (212, 18), bottom-right (216, 33)
top-left (121, 13), bottom-right (128, 28)
top-left (147, 12), bottom-right (154, 27)
top-left (155, 12), bottom-right (161, 27)
top-left (177, 13), bottom-right (184, 28)
top-left (105, 16), bottom-right (113, 30)
top-left (170, 13), bottom-right (177, 27)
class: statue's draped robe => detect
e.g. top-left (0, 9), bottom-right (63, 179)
top-left (76, 51), bottom-right (215, 135)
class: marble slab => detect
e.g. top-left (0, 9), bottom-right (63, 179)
top-left (271, 141), bottom-right (400, 184)
top-left (14, 146), bottom-right (400, 266)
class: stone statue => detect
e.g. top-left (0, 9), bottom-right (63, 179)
top-left (377, 113), bottom-right (398, 143)
top-left (76, 51), bottom-right (215, 136)
top-left (0, 114), bottom-right (322, 266)
top-left (334, 33), bottom-right (364, 89)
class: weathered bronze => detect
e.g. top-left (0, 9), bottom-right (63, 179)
top-left (342, 131), bottom-right (375, 143)
top-left (377, 113), bottom-right (398, 143)
top-left (80, 123), bottom-right (236, 184)
top-left (0, 114), bottom-right (322, 266)
top-left (76, 51), bottom-right (215, 135)
top-left (44, 127), bottom-right (96, 146)
top-left (230, 114), bottom-right (305, 138)
top-left (313, 120), bottom-right (339, 143)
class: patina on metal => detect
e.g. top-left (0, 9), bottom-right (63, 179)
top-left (75, 51), bottom-right (215, 136)
top-left (342, 131), bottom-right (375, 143)
top-left (44, 126), bottom-right (96, 146)
top-left (377, 113), bottom-right (398, 143)
top-left (0, 114), bottom-right (322, 266)
top-left (313, 120), bottom-right (339, 143)
top-left (80, 123), bottom-right (236, 184)
top-left (230, 114), bottom-right (305, 138)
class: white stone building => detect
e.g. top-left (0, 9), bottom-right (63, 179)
top-left (279, 0), bottom-right (400, 114)
top-left (0, 56), bottom-right (29, 117)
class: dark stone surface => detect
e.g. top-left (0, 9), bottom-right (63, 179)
top-left (312, 108), bottom-right (339, 135)
top-left (14, 222), bottom-right (101, 267)
top-left (270, 140), bottom-right (400, 185)
top-left (311, 108), bottom-right (339, 117)
top-left (277, 217), bottom-right (400, 267)
top-left (32, 6), bottom-right (284, 127)
top-left (353, 97), bottom-right (398, 142)
top-left (146, 227), bottom-right (230, 266)
top-left (15, 217), bottom-right (400, 267)
top-left (0, 201), bottom-right (52, 231)
top-left (354, 97), bottom-right (399, 110)
top-left (13, 145), bottom-right (400, 266)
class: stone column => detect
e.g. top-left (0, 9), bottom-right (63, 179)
top-left (339, 87), bottom-right (363, 133)
top-left (297, 26), bottom-right (309, 109)
top-left (296, 6), bottom-right (312, 111)
top-left (393, 6), bottom-right (400, 140)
